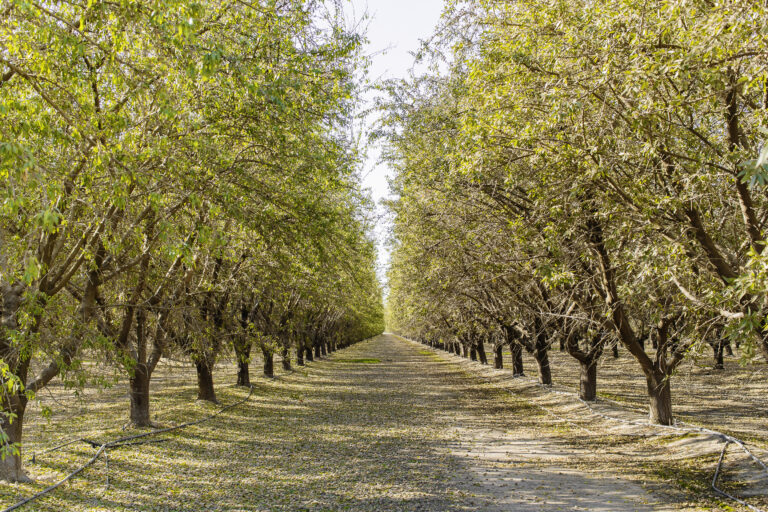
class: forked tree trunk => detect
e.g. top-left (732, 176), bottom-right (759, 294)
top-left (511, 343), bottom-right (525, 376)
top-left (129, 363), bottom-right (152, 426)
top-left (262, 347), bottom-right (274, 378)
top-left (0, 395), bottom-right (28, 482)
top-left (493, 344), bottom-right (503, 369)
top-left (237, 361), bottom-right (250, 387)
top-left (196, 361), bottom-right (218, 403)
top-left (646, 372), bottom-right (673, 425)
top-left (476, 343), bottom-right (488, 365)
top-left (281, 346), bottom-right (291, 371)
top-left (579, 360), bottom-right (598, 401)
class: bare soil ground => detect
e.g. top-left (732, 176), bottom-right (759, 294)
top-left (489, 341), bottom-right (768, 445)
top-left (0, 334), bottom-right (765, 511)
top-left (435, 339), bottom-right (768, 511)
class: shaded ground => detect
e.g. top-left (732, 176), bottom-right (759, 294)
top-left (488, 341), bottom-right (768, 445)
top-left (431, 338), bottom-right (768, 512)
top-left (0, 334), bottom-right (763, 511)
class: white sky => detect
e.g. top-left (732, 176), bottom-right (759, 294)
top-left (346, 0), bottom-right (446, 281)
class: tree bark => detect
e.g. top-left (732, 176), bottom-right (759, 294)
top-left (476, 342), bottom-right (488, 365)
top-left (281, 346), bottom-right (291, 371)
top-left (511, 343), bottom-right (524, 376)
top-left (0, 395), bottom-right (29, 482)
top-left (305, 344), bottom-right (314, 362)
top-left (237, 361), bottom-right (250, 387)
top-left (579, 360), bottom-right (597, 401)
top-left (493, 344), bottom-right (503, 369)
top-left (314, 342), bottom-right (321, 359)
top-left (262, 347), bottom-right (274, 378)
top-left (320, 340), bottom-right (327, 356)
top-left (195, 361), bottom-right (218, 403)
top-left (129, 363), bottom-right (152, 426)
top-left (296, 343), bottom-right (305, 366)
top-left (646, 371), bottom-right (673, 425)
top-left (712, 339), bottom-right (725, 370)
top-left (534, 334), bottom-right (552, 385)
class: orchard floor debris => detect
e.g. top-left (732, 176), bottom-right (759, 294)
top-left (2, 334), bottom-right (764, 511)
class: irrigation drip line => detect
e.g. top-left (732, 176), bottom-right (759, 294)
top-left (406, 337), bottom-right (768, 512)
top-left (2, 385), bottom-right (254, 512)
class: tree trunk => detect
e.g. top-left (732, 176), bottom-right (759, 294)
top-left (579, 360), bottom-right (597, 401)
top-left (0, 395), bottom-right (28, 482)
top-left (314, 342), bottom-right (321, 359)
top-left (476, 343), bottom-right (488, 365)
top-left (646, 372), bottom-right (673, 425)
top-left (712, 340), bottom-right (725, 370)
top-left (493, 344), bottom-right (503, 369)
top-left (237, 361), bottom-right (250, 387)
top-left (511, 343), bottom-right (524, 376)
top-left (612, 344), bottom-right (619, 358)
top-left (129, 363), bottom-right (152, 426)
top-left (469, 345), bottom-right (477, 361)
top-left (533, 344), bottom-right (551, 385)
top-left (195, 361), bottom-right (218, 403)
top-left (262, 347), bottom-right (274, 378)
top-left (234, 340), bottom-right (251, 387)
top-left (461, 343), bottom-right (468, 358)
top-left (281, 346), bottom-right (291, 371)
top-left (320, 340), bottom-right (327, 356)
top-left (296, 344), bottom-right (305, 366)
top-left (305, 344), bottom-right (314, 362)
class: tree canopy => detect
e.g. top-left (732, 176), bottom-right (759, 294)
top-left (383, 0), bottom-right (768, 425)
top-left (1, 0), bottom-right (383, 482)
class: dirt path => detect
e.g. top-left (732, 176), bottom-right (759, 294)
top-left (268, 333), bottom-right (663, 512)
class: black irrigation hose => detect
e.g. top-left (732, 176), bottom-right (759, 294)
top-left (2, 385), bottom-right (254, 512)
